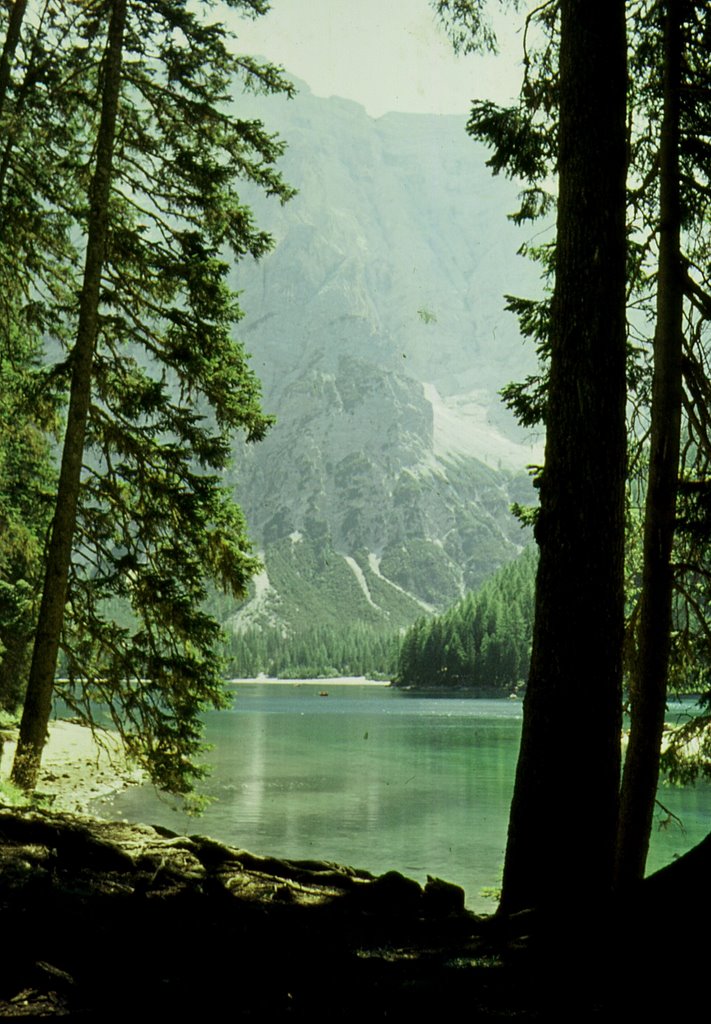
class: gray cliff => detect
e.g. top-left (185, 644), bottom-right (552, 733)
top-left (224, 80), bottom-right (543, 634)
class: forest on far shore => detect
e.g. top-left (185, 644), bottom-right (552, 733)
top-left (223, 545), bottom-right (536, 687)
top-left (393, 545), bottom-right (536, 691)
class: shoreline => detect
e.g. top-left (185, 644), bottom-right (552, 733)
top-left (0, 682), bottom-right (388, 814)
top-left (228, 676), bottom-right (391, 686)
top-left (0, 719), bottom-right (144, 815)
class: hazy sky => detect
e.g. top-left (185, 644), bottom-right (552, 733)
top-left (226, 0), bottom-right (525, 119)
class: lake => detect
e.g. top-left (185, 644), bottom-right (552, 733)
top-left (97, 682), bottom-right (711, 912)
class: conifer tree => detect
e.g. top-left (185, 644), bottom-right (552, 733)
top-left (435, 0), bottom-right (711, 900)
top-left (498, 0), bottom-right (629, 915)
top-left (434, 0), bottom-right (628, 912)
top-left (616, 0), bottom-right (684, 887)
top-left (11, 0), bottom-right (130, 792)
top-left (3, 0), bottom-right (294, 794)
top-left (393, 546), bottom-right (536, 691)
top-left (616, 0), bottom-right (711, 882)
top-left (0, 330), bottom-right (57, 711)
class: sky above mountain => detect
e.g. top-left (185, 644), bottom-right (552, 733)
top-left (225, 0), bottom-right (526, 118)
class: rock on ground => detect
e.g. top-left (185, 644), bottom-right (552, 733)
top-left (0, 806), bottom-right (531, 1020)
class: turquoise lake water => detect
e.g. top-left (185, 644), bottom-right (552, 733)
top-left (97, 683), bottom-right (711, 912)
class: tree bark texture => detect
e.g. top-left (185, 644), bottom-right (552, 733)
top-left (0, 0), bottom-right (28, 121)
top-left (499, 0), bottom-right (628, 914)
top-left (11, 0), bottom-right (127, 792)
top-left (615, 0), bottom-right (683, 887)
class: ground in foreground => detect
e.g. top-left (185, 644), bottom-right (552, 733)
top-left (0, 806), bottom-right (566, 1020)
top-left (0, 805), bottom-right (707, 1020)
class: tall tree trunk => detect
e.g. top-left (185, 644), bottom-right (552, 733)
top-left (0, 0), bottom-right (28, 120)
top-left (615, 0), bottom-right (683, 887)
top-left (0, 0), bottom-right (28, 208)
top-left (499, 0), bottom-right (628, 915)
top-left (11, 0), bottom-right (127, 793)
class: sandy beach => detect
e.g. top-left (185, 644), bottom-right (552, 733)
top-left (0, 719), bottom-right (143, 814)
top-left (229, 676), bottom-right (391, 686)
top-left (0, 679), bottom-right (386, 814)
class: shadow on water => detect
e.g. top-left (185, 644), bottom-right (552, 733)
top-left (95, 685), bottom-right (711, 911)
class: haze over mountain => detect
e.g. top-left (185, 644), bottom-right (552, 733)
top-left (224, 79), bottom-right (544, 639)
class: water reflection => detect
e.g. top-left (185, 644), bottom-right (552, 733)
top-left (98, 684), bottom-right (711, 911)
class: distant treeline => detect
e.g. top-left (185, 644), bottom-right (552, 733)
top-left (224, 546), bottom-right (537, 684)
top-left (224, 623), bottom-right (401, 680)
top-left (393, 546), bottom-right (536, 691)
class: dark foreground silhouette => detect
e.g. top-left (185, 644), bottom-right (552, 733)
top-left (0, 806), bottom-right (708, 1020)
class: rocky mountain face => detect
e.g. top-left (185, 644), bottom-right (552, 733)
top-left (224, 80), bottom-right (543, 637)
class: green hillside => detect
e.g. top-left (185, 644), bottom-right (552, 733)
top-left (393, 546), bottom-right (537, 692)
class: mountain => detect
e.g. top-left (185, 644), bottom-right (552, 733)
top-left (222, 80), bottom-right (543, 644)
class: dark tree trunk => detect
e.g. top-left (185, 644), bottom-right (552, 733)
top-left (11, 0), bottom-right (127, 793)
top-left (615, 0), bottom-right (683, 887)
top-left (0, 0), bottom-right (28, 206)
top-left (0, 0), bottom-right (28, 120)
top-left (499, 0), bottom-right (628, 915)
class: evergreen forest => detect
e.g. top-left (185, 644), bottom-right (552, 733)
top-left (393, 545), bottom-right (535, 691)
top-left (0, 0), bottom-right (294, 795)
top-left (224, 622), bottom-right (402, 680)
top-left (223, 545), bottom-right (536, 682)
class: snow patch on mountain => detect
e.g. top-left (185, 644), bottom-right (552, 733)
top-left (227, 565), bottom-right (281, 633)
top-left (423, 383), bottom-right (543, 471)
top-left (367, 553), bottom-right (436, 614)
top-left (343, 555), bottom-right (381, 612)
